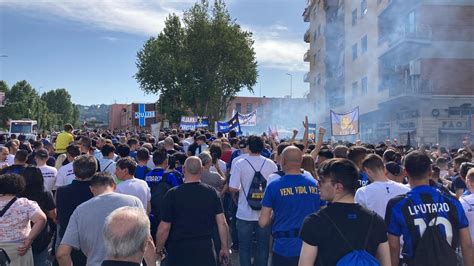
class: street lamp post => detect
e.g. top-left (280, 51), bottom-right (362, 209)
top-left (285, 73), bottom-right (293, 98)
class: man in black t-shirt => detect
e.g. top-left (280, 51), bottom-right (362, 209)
top-left (299, 158), bottom-right (390, 266)
top-left (155, 156), bottom-right (230, 266)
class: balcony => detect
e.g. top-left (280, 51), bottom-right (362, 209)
top-left (379, 24), bottom-right (432, 62)
top-left (303, 7), bottom-right (310, 22)
top-left (304, 29), bottom-right (311, 43)
top-left (304, 50), bottom-right (310, 62)
top-left (379, 0), bottom-right (421, 21)
top-left (389, 24), bottom-right (432, 47)
top-left (388, 79), bottom-right (433, 97)
top-left (304, 72), bottom-right (311, 83)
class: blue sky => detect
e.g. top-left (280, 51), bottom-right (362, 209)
top-left (0, 0), bottom-right (309, 105)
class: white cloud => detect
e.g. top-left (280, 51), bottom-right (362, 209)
top-left (247, 24), bottom-right (308, 72)
top-left (99, 36), bottom-right (119, 42)
top-left (254, 38), bottom-right (308, 72)
top-left (1, 0), bottom-right (307, 72)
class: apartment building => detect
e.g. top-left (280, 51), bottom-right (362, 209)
top-left (303, 0), bottom-right (474, 146)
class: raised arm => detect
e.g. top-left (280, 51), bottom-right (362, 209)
top-left (310, 127), bottom-right (326, 161)
top-left (302, 116), bottom-right (309, 152)
top-left (289, 129), bottom-right (298, 144)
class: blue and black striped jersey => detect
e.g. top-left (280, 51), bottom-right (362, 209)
top-left (385, 185), bottom-right (468, 260)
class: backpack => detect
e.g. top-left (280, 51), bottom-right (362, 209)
top-left (322, 211), bottom-right (380, 266)
top-left (31, 218), bottom-right (54, 253)
top-left (242, 159), bottom-right (267, 210)
top-left (149, 173), bottom-right (172, 223)
top-left (408, 196), bottom-right (458, 266)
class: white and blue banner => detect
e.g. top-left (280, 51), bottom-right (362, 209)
top-left (238, 111), bottom-right (257, 127)
top-left (180, 116), bottom-right (209, 130)
top-left (134, 104), bottom-right (155, 127)
top-left (217, 113), bottom-right (241, 133)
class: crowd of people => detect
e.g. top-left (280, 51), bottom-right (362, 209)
top-left (0, 121), bottom-right (473, 266)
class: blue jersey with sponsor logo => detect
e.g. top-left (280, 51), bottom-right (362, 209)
top-left (262, 174), bottom-right (324, 257)
top-left (145, 168), bottom-right (183, 188)
top-left (385, 185), bottom-right (468, 260)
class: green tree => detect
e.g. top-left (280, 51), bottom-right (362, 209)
top-left (0, 80), bottom-right (9, 128)
top-left (41, 88), bottom-right (78, 127)
top-left (0, 80), bottom-right (8, 93)
top-left (3, 80), bottom-right (54, 130)
top-left (136, 0), bottom-right (257, 122)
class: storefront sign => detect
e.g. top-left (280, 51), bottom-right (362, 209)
top-left (440, 119), bottom-right (468, 130)
top-left (396, 110), bottom-right (420, 120)
top-left (399, 121), bottom-right (416, 130)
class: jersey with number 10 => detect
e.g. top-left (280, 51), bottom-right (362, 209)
top-left (385, 185), bottom-right (468, 260)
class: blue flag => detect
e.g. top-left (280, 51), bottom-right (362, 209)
top-left (196, 117), bottom-right (209, 128)
top-left (134, 104), bottom-right (155, 127)
top-left (217, 113), bottom-right (241, 133)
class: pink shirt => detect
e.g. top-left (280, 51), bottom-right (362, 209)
top-left (0, 197), bottom-right (41, 242)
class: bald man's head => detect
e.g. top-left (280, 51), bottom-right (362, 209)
top-left (281, 146), bottom-right (303, 172)
top-left (183, 156), bottom-right (202, 179)
top-left (103, 207), bottom-right (150, 260)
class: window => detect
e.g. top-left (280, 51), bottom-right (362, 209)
top-left (361, 77), bottom-right (368, 95)
top-left (361, 35), bottom-right (367, 54)
top-left (407, 11), bottom-right (416, 33)
top-left (361, 0), bottom-right (368, 17)
top-left (317, 49), bottom-right (321, 61)
top-left (352, 9), bottom-right (357, 26)
top-left (235, 103), bottom-right (241, 113)
top-left (313, 30), bottom-right (318, 42)
top-left (352, 82), bottom-right (359, 97)
top-left (317, 73), bottom-right (321, 85)
top-left (377, 0), bottom-right (382, 4)
top-left (318, 24), bottom-right (321, 37)
top-left (246, 103), bottom-right (253, 113)
top-left (352, 43), bottom-right (358, 60)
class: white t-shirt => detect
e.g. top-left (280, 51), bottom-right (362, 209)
top-left (147, 156), bottom-right (155, 169)
top-left (460, 194), bottom-right (474, 244)
top-left (38, 164), bottom-right (58, 191)
top-left (355, 180), bottom-right (410, 218)
top-left (5, 154), bottom-right (14, 166)
top-left (99, 158), bottom-right (116, 176)
top-left (210, 159), bottom-right (227, 174)
top-left (55, 162), bottom-right (76, 188)
top-left (230, 153), bottom-right (249, 175)
top-left (229, 155), bottom-right (277, 221)
top-left (115, 178), bottom-right (151, 210)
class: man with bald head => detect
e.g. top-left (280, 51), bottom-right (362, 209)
top-left (155, 156), bottom-right (230, 266)
top-left (102, 207), bottom-right (153, 265)
top-left (259, 146), bottom-right (324, 266)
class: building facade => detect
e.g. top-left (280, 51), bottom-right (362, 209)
top-left (304, 0), bottom-right (474, 147)
top-left (109, 103), bottom-right (159, 130)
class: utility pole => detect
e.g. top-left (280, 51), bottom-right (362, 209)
top-left (285, 73), bottom-right (293, 98)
